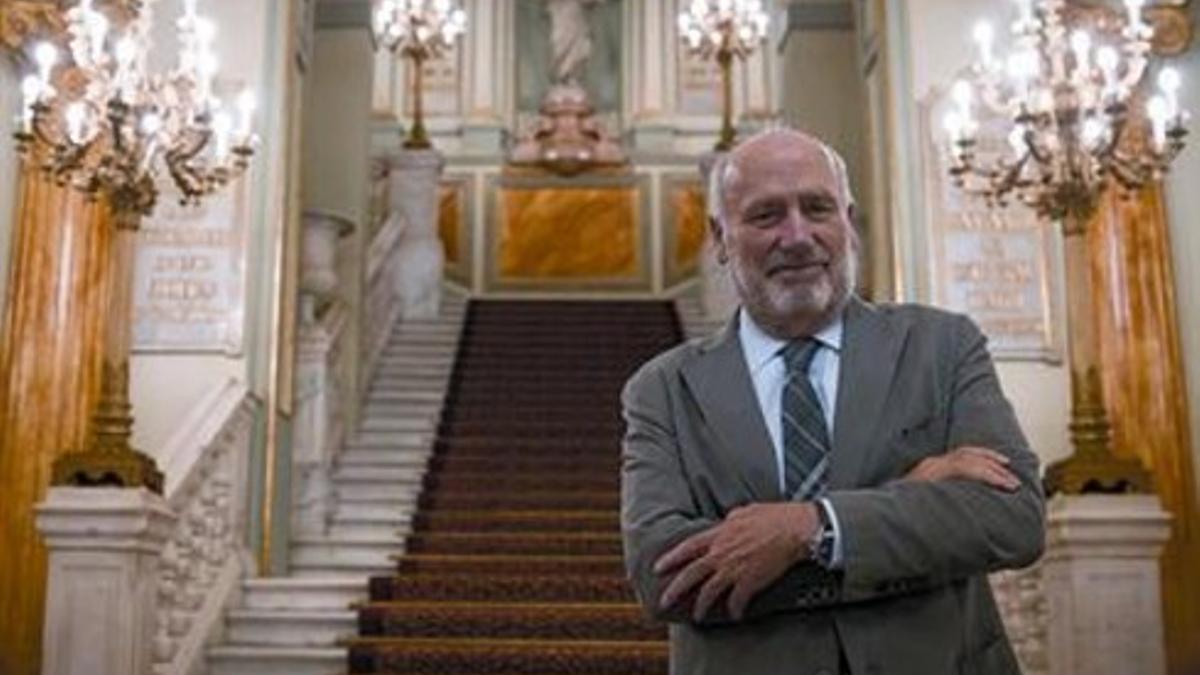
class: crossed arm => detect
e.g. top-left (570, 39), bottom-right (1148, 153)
top-left (620, 317), bottom-right (1046, 625)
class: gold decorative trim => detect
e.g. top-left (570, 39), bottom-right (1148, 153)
top-left (1070, 2), bottom-right (1194, 55)
top-left (1146, 6), bottom-right (1194, 55)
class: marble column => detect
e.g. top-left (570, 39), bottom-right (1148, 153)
top-left (0, 172), bottom-right (113, 675)
top-left (627, 0), bottom-right (674, 149)
top-left (1043, 494), bottom-right (1172, 675)
top-left (36, 487), bottom-right (175, 675)
top-left (389, 149), bottom-right (446, 319)
top-left (461, 0), bottom-right (513, 151)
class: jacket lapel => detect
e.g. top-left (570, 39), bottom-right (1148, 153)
top-left (680, 314), bottom-right (782, 502)
top-left (831, 298), bottom-right (909, 490)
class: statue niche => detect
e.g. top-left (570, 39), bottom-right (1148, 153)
top-left (510, 0), bottom-right (627, 175)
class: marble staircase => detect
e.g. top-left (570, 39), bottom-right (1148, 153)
top-left (207, 298), bottom-right (466, 675)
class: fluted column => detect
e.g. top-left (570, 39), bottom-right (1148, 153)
top-left (0, 170), bottom-right (113, 675)
top-left (461, 0), bottom-right (513, 150)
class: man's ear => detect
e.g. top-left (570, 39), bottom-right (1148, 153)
top-left (708, 216), bottom-right (728, 264)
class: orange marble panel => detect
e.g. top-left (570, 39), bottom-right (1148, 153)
top-left (1089, 186), bottom-right (1200, 675)
top-left (438, 184), bottom-right (461, 266)
top-left (497, 186), bottom-right (638, 280)
top-left (672, 183), bottom-right (706, 271)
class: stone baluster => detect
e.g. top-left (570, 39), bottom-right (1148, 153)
top-left (389, 149), bottom-right (446, 320)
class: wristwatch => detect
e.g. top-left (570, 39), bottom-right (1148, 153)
top-left (809, 501), bottom-right (837, 568)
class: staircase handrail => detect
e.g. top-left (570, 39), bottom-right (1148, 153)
top-left (151, 379), bottom-right (261, 675)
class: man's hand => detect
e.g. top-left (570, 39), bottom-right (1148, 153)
top-left (905, 445), bottom-right (1020, 491)
top-left (653, 502), bottom-right (821, 621)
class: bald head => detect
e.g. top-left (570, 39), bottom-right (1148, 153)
top-left (708, 129), bottom-right (854, 227)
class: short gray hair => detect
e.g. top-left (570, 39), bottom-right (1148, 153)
top-left (707, 129), bottom-right (855, 227)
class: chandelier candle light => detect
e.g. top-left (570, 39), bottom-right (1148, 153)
top-left (944, 0), bottom-right (1189, 494)
top-left (374, 0), bottom-right (467, 150)
top-left (13, 0), bottom-right (257, 493)
top-left (678, 0), bottom-right (770, 152)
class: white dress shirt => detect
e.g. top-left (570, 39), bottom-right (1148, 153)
top-left (738, 308), bottom-right (845, 568)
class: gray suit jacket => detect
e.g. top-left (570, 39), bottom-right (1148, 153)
top-left (620, 298), bottom-right (1045, 675)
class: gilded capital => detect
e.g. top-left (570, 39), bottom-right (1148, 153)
top-left (0, 1), bottom-right (63, 55)
top-left (1068, 2), bottom-right (1193, 56)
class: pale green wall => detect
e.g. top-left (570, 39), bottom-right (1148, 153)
top-left (1162, 34), bottom-right (1200, 511)
top-left (0, 60), bottom-right (20, 319)
top-left (130, 0), bottom-right (291, 461)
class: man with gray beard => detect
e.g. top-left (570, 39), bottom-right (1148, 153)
top-left (620, 129), bottom-right (1044, 675)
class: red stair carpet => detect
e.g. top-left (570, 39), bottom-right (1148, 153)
top-left (348, 300), bottom-right (681, 674)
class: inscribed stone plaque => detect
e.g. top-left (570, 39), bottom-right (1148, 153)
top-left (922, 88), bottom-right (1062, 361)
top-left (132, 185), bottom-right (246, 354)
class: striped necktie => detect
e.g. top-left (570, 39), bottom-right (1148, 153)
top-left (780, 338), bottom-right (830, 500)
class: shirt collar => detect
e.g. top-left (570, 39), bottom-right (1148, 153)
top-left (738, 307), bottom-right (844, 375)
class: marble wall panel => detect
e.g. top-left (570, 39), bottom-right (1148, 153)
top-left (486, 171), bottom-right (650, 292)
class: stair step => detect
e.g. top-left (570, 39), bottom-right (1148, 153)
top-left (206, 645), bottom-right (345, 675)
top-left (412, 509), bottom-right (618, 533)
top-left (389, 554), bottom-right (625, 577)
top-left (368, 572), bottom-right (635, 603)
top-left (291, 560), bottom-right (397, 578)
top-left (423, 472), bottom-right (618, 493)
top-left (356, 602), bottom-right (661, 641)
top-left (405, 532), bottom-right (623, 556)
top-left (292, 535), bottom-right (404, 568)
top-left (418, 490), bottom-right (619, 511)
top-left (333, 497), bottom-right (417, 516)
top-left (334, 464), bottom-right (427, 483)
top-left (226, 608), bottom-right (358, 647)
top-left (346, 636), bottom-right (667, 674)
top-left (357, 417), bottom-right (438, 433)
top-left (339, 449), bottom-right (431, 467)
top-left (364, 389), bottom-right (446, 403)
top-left (334, 480), bottom-right (422, 501)
top-left (350, 431), bottom-right (433, 447)
top-left (241, 578), bottom-right (368, 611)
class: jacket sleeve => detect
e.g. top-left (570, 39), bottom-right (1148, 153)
top-left (824, 314), bottom-right (1046, 602)
top-left (619, 358), bottom-right (718, 622)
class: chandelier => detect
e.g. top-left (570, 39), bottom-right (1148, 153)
top-left (11, 0), bottom-right (257, 493)
top-left (944, 0), bottom-right (1189, 220)
top-left (677, 0), bottom-right (770, 151)
top-left (373, 0), bottom-right (467, 150)
top-left (944, 0), bottom-right (1190, 496)
top-left (15, 0), bottom-right (256, 220)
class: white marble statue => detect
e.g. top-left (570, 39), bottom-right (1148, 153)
top-left (546, 0), bottom-right (606, 85)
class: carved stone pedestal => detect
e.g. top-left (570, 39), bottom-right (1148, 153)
top-left (36, 487), bottom-right (175, 675)
top-left (1043, 494), bottom-right (1172, 675)
top-left (389, 149), bottom-right (445, 320)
